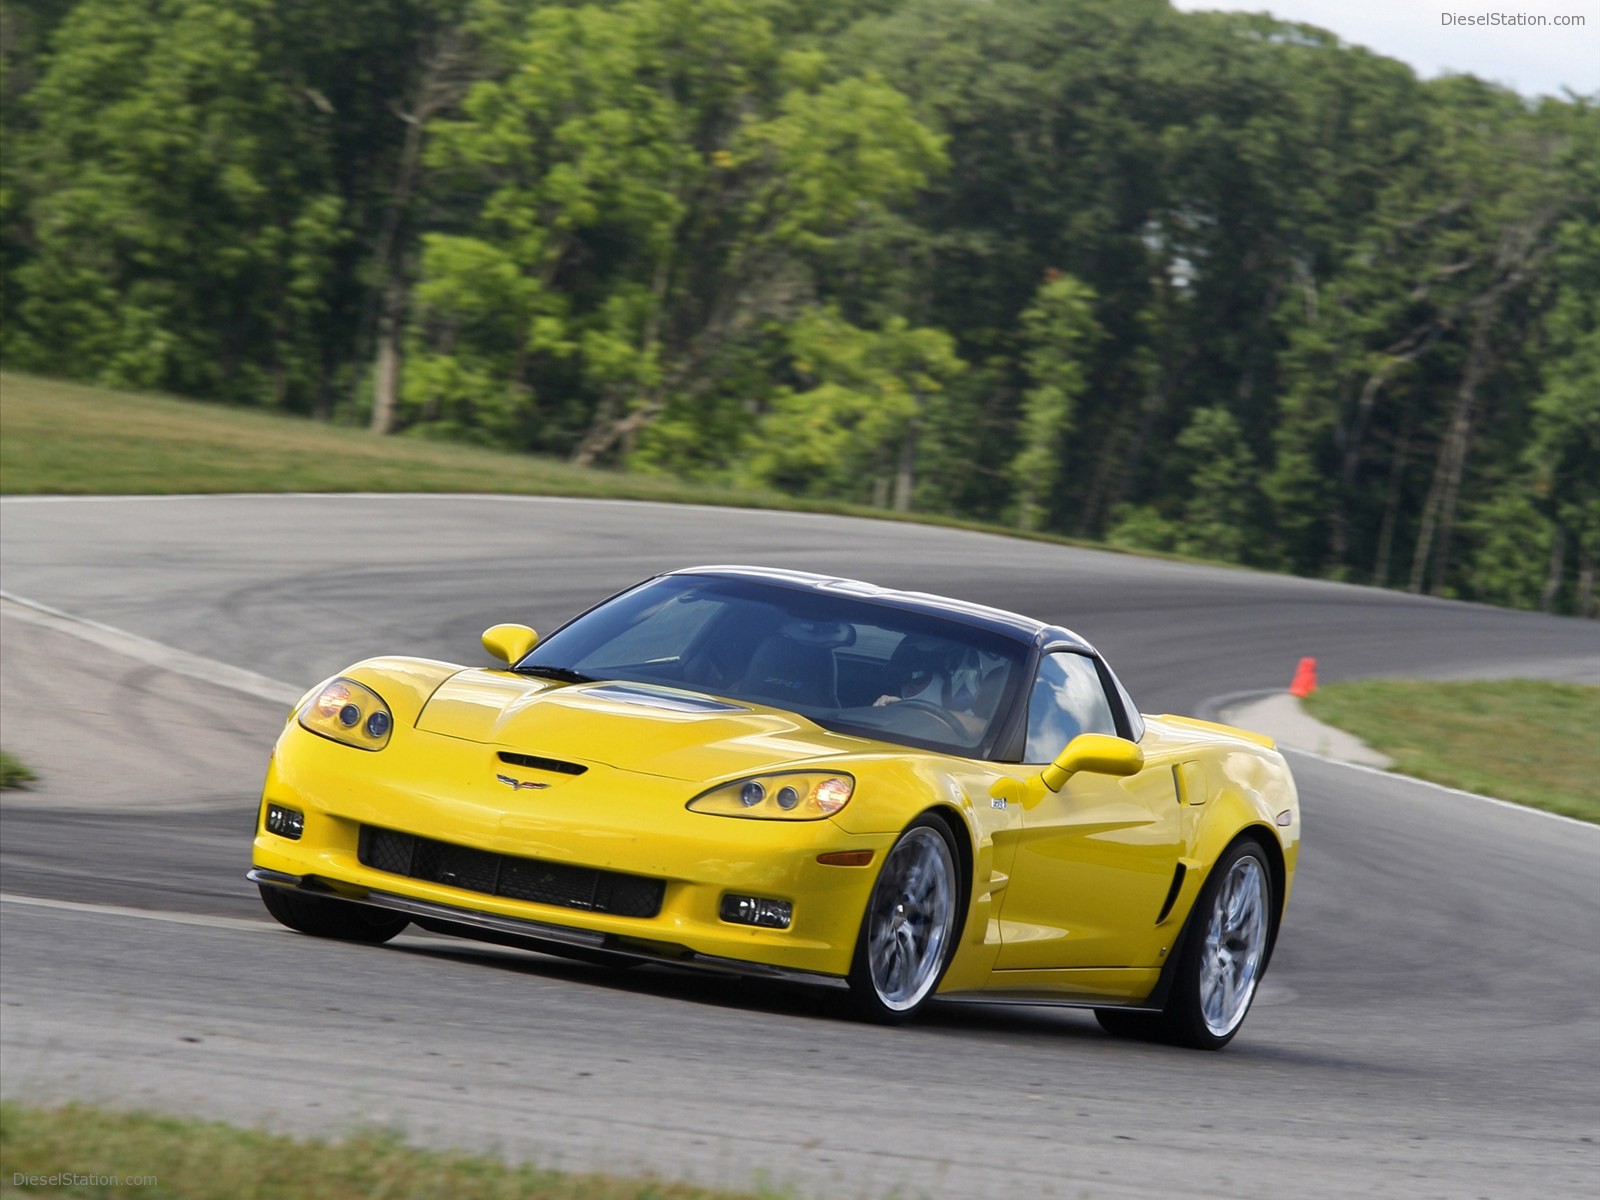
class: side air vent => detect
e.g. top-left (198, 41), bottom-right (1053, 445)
top-left (498, 751), bottom-right (587, 776)
top-left (1155, 863), bottom-right (1187, 925)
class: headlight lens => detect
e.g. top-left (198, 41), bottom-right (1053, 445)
top-left (297, 678), bottom-right (393, 751)
top-left (688, 772), bottom-right (854, 820)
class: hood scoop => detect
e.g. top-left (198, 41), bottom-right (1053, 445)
top-left (498, 751), bottom-right (587, 777)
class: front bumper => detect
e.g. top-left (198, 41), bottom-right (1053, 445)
top-left (249, 867), bottom-right (850, 986)
top-left (251, 724), bottom-right (893, 977)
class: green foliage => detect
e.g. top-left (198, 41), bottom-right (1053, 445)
top-left (407, 0), bottom-right (944, 465)
top-left (1105, 504), bottom-right (1179, 555)
top-left (745, 307), bottom-right (962, 505)
top-left (2, 0), bottom-right (1596, 613)
top-left (1010, 273), bottom-right (1098, 530)
top-left (1174, 406), bottom-right (1259, 562)
top-left (6, 0), bottom-right (463, 413)
top-left (0, 750), bottom-right (37, 789)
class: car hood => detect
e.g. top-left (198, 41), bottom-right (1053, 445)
top-left (415, 669), bottom-right (863, 781)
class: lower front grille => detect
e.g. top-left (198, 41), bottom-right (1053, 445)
top-left (357, 826), bottom-right (665, 919)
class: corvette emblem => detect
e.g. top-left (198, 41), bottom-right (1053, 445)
top-left (496, 773), bottom-right (550, 791)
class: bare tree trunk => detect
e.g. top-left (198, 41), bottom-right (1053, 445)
top-left (893, 409), bottom-right (921, 512)
top-left (570, 391), bottom-right (627, 467)
top-left (1407, 452), bottom-right (1447, 594)
top-left (1076, 407), bottom-right (1132, 537)
top-left (1373, 416), bottom-right (1413, 587)
top-left (1339, 325), bottom-right (1438, 578)
top-left (1425, 315), bottom-right (1495, 595)
top-left (370, 276), bottom-right (406, 435)
top-left (1578, 543), bottom-right (1596, 619)
top-left (365, 32), bottom-right (464, 432)
top-left (1540, 523), bottom-right (1567, 613)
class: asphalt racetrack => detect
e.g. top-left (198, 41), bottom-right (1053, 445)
top-left (2, 494), bottom-right (1596, 1199)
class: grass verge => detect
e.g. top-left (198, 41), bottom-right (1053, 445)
top-left (1303, 680), bottom-right (1600, 822)
top-left (0, 750), bottom-right (37, 789)
top-left (0, 373), bottom-right (1104, 554)
top-left (0, 1102), bottom-right (791, 1199)
top-left (0, 372), bottom-right (793, 503)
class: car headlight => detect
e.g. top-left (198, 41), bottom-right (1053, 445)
top-left (297, 677), bottom-right (394, 751)
top-left (687, 772), bottom-right (854, 820)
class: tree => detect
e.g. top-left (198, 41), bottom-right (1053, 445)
top-left (405, 0), bottom-right (945, 460)
top-left (1009, 272), bottom-right (1098, 531)
top-left (745, 307), bottom-right (962, 508)
top-left (1174, 406), bottom-right (1259, 562)
top-left (7, 0), bottom-right (466, 415)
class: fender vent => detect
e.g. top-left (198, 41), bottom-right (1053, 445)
top-left (1155, 864), bottom-right (1187, 925)
top-left (498, 751), bottom-right (587, 776)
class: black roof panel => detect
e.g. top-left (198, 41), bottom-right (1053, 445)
top-left (672, 565), bottom-right (1095, 653)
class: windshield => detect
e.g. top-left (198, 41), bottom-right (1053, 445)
top-left (521, 575), bottom-right (1027, 758)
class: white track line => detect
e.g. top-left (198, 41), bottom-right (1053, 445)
top-left (0, 892), bottom-right (274, 933)
top-left (0, 892), bottom-right (468, 949)
top-left (1278, 744), bottom-right (1600, 834)
top-left (0, 591), bottom-right (301, 706)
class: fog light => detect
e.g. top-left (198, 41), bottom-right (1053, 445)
top-left (265, 803), bottom-right (304, 840)
top-left (720, 893), bottom-right (792, 929)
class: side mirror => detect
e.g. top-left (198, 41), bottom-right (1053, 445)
top-left (989, 733), bottom-right (1145, 810)
top-left (1039, 734), bottom-right (1144, 792)
top-left (481, 623), bottom-right (539, 665)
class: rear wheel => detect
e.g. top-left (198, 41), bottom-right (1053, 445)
top-left (845, 817), bottom-right (962, 1025)
top-left (1095, 837), bottom-right (1274, 1050)
top-left (258, 884), bottom-right (410, 944)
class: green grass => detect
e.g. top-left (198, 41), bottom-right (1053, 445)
top-left (0, 371), bottom-right (789, 503)
top-left (0, 1102), bottom-right (793, 1200)
top-left (1304, 680), bottom-right (1600, 822)
top-left (0, 751), bottom-right (37, 789)
top-left (0, 372), bottom-right (1104, 554)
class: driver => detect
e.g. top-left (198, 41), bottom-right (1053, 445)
top-left (873, 644), bottom-right (986, 737)
top-left (874, 642), bottom-right (946, 708)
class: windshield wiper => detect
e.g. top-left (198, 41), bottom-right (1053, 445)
top-left (516, 664), bottom-right (596, 683)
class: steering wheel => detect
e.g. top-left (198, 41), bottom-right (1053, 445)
top-left (891, 698), bottom-right (969, 738)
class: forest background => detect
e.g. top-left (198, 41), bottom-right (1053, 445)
top-left (2, 0), bottom-right (1596, 615)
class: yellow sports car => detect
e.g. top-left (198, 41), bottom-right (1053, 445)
top-left (251, 566), bottom-right (1299, 1049)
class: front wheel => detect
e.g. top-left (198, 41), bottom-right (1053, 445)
top-left (845, 817), bottom-right (962, 1025)
top-left (258, 884), bottom-right (410, 944)
top-left (1096, 837), bottom-right (1274, 1050)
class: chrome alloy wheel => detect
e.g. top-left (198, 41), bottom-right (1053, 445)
top-left (1199, 853), bottom-right (1269, 1038)
top-left (865, 826), bottom-right (957, 1012)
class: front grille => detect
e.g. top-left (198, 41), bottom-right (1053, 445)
top-left (358, 826), bottom-right (664, 918)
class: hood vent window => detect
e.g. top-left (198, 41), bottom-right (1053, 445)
top-left (498, 751), bottom-right (587, 776)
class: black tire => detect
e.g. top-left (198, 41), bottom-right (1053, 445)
top-left (844, 816), bottom-right (964, 1025)
top-left (258, 884), bottom-right (410, 944)
top-left (1096, 837), bottom-right (1274, 1051)
top-left (1092, 1007), bottom-right (1165, 1040)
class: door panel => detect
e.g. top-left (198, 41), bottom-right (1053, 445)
top-left (994, 760), bottom-right (1180, 969)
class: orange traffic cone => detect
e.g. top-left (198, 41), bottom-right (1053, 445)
top-left (1289, 657), bottom-right (1318, 698)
